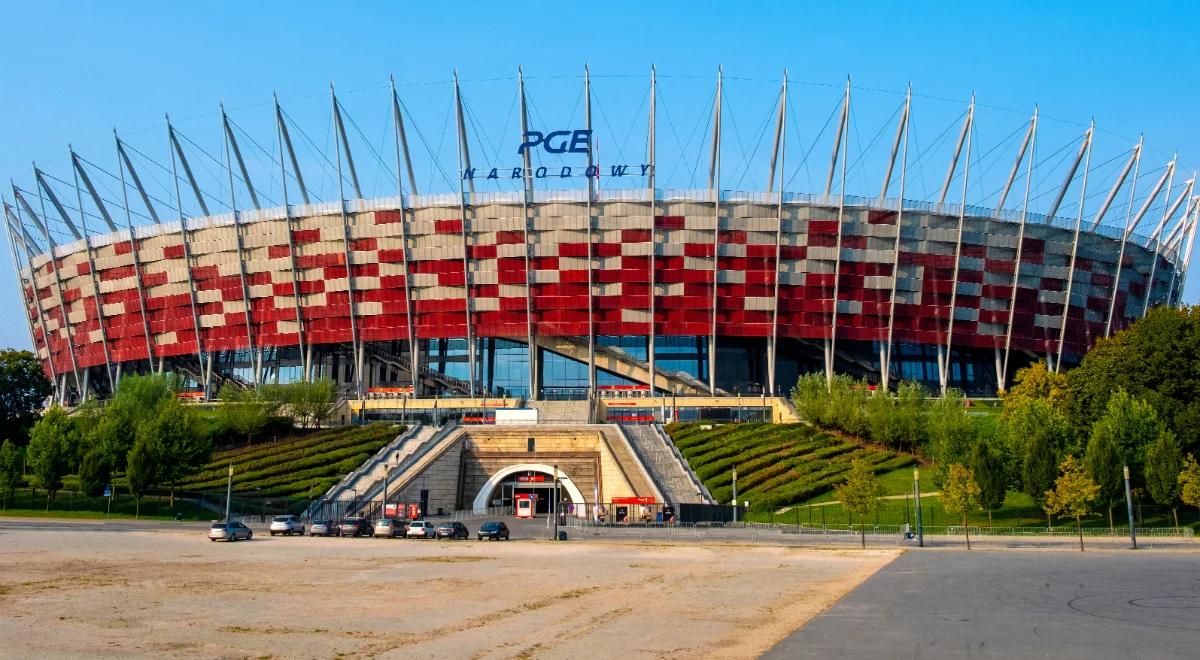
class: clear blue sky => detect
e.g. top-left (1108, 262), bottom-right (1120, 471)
top-left (2, 1), bottom-right (1198, 351)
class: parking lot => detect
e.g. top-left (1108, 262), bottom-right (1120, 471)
top-left (0, 516), bottom-right (896, 658)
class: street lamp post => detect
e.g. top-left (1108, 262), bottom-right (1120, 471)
top-left (1123, 464), bottom-right (1137, 549)
top-left (732, 467), bottom-right (738, 524)
top-left (382, 462), bottom-right (390, 518)
top-left (553, 463), bottom-right (560, 541)
top-left (224, 464), bottom-right (233, 522)
top-left (913, 467), bottom-right (924, 548)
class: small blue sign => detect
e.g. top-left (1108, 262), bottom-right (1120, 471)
top-left (103, 484), bottom-right (113, 497)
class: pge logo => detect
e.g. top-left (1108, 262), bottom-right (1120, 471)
top-left (517, 129), bottom-right (592, 155)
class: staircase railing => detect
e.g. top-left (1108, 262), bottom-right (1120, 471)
top-left (653, 423), bottom-right (714, 504)
top-left (351, 421), bottom-right (462, 518)
top-left (305, 425), bottom-right (422, 518)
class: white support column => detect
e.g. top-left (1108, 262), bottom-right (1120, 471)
top-left (1100, 141), bottom-right (1144, 337)
top-left (220, 107), bottom-right (259, 385)
top-left (452, 72), bottom-right (477, 396)
top-left (1139, 160), bottom-right (1181, 318)
top-left (390, 78), bottom-right (420, 396)
top-left (66, 152), bottom-right (115, 392)
top-left (22, 182), bottom-right (83, 400)
top-left (273, 96), bottom-right (310, 381)
top-left (937, 98), bottom-right (973, 207)
top-left (1054, 122), bottom-right (1095, 373)
top-left (941, 96), bottom-right (975, 395)
top-left (647, 66), bottom-right (658, 397)
top-left (707, 67), bottom-right (723, 395)
top-left (330, 85), bottom-right (365, 398)
top-left (166, 118), bottom-right (211, 396)
top-left (882, 86), bottom-right (912, 392)
top-left (518, 68), bottom-right (537, 399)
top-left (114, 133), bottom-right (158, 370)
top-left (584, 65), bottom-right (598, 397)
top-left (826, 80), bottom-right (850, 388)
top-left (1003, 108), bottom-right (1041, 391)
top-left (768, 71), bottom-right (788, 396)
top-left (3, 203), bottom-right (58, 390)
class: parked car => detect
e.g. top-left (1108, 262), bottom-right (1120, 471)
top-left (338, 517), bottom-right (373, 537)
top-left (477, 521), bottom-right (510, 541)
top-left (435, 521), bottom-right (470, 540)
top-left (373, 518), bottom-right (405, 538)
top-left (405, 520), bottom-right (436, 539)
top-left (309, 520), bottom-right (335, 537)
top-left (269, 515), bottom-right (305, 536)
top-left (209, 521), bottom-right (253, 542)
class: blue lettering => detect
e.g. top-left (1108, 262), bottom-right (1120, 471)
top-left (640, 164), bottom-right (652, 176)
top-left (517, 131), bottom-right (544, 154)
top-left (462, 168), bottom-right (476, 180)
top-left (486, 168), bottom-right (499, 180)
top-left (560, 166), bottom-right (572, 178)
top-left (585, 165), bottom-right (599, 178)
top-left (568, 130), bottom-right (592, 154)
top-left (610, 165), bottom-right (629, 177)
top-left (535, 166), bottom-right (547, 178)
top-left (512, 168), bottom-right (523, 179)
top-left (543, 131), bottom-right (573, 154)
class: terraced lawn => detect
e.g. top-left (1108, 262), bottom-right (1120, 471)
top-left (665, 422), bottom-right (916, 511)
top-left (177, 423), bottom-right (403, 499)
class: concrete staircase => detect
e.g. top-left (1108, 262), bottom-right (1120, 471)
top-left (528, 399), bottom-right (591, 423)
top-left (622, 424), bottom-right (713, 505)
top-left (321, 425), bottom-right (422, 503)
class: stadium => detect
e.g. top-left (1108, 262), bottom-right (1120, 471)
top-left (4, 69), bottom-right (1196, 412)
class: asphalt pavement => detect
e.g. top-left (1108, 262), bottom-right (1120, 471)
top-left (764, 549), bottom-right (1200, 660)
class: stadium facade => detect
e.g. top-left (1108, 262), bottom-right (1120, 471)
top-left (4, 71), bottom-right (1197, 405)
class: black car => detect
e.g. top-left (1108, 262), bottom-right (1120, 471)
top-left (435, 521), bottom-right (470, 540)
top-left (337, 516), bottom-right (373, 537)
top-left (477, 521), bottom-right (510, 541)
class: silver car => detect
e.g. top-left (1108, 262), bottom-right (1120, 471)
top-left (269, 515), bottom-right (305, 536)
top-left (309, 520), bottom-right (335, 537)
top-left (209, 521), bottom-right (253, 542)
top-left (405, 520), bottom-right (435, 539)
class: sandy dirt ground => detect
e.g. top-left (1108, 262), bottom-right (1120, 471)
top-left (0, 521), bottom-right (897, 659)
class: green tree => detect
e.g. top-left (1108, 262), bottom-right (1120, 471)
top-left (1144, 429), bottom-right (1183, 528)
top-left (26, 406), bottom-right (75, 507)
top-left (970, 439), bottom-right (1007, 527)
top-left (0, 439), bottom-right (24, 508)
top-left (141, 398), bottom-right (210, 507)
top-left (77, 447), bottom-right (112, 499)
top-left (0, 348), bottom-right (54, 445)
top-left (217, 383), bottom-right (271, 444)
top-left (941, 463), bottom-right (982, 549)
top-left (1044, 455), bottom-right (1100, 551)
top-left (1022, 421), bottom-right (1060, 527)
top-left (894, 381), bottom-right (927, 451)
top-left (1179, 454), bottom-right (1200, 517)
top-left (927, 389), bottom-right (975, 485)
top-left (1067, 305), bottom-right (1200, 456)
top-left (833, 458), bottom-right (882, 548)
top-left (1083, 425), bottom-right (1124, 532)
top-left (865, 392), bottom-right (902, 448)
top-left (826, 375), bottom-right (869, 435)
top-left (291, 379), bottom-right (337, 428)
top-left (791, 373), bottom-right (829, 427)
top-left (1088, 389), bottom-right (1161, 479)
top-left (125, 434), bottom-right (161, 518)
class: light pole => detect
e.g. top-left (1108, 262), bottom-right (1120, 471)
top-left (732, 466), bottom-right (738, 524)
top-left (553, 463), bottom-right (560, 541)
top-left (224, 464), bottom-right (233, 522)
top-left (1123, 464), bottom-right (1137, 549)
top-left (913, 467), bottom-right (924, 548)
top-left (382, 462), bottom-right (390, 519)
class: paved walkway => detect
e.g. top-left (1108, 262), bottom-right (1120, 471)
top-left (765, 549), bottom-right (1200, 659)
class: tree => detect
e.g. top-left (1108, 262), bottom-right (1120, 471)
top-left (125, 434), bottom-right (161, 518)
top-left (826, 375), bottom-right (869, 435)
top-left (1087, 389), bottom-right (1161, 479)
top-left (77, 447), bottom-right (112, 499)
top-left (0, 439), bottom-right (24, 508)
top-left (833, 458), bottom-right (882, 548)
top-left (1000, 397), bottom-right (1072, 525)
top-left (1083, 424), bottom-right (1124, 532)
top-left (1044, 455), bottom-right (1100, 551)
top-left (1067, 305), bottom-right (1200, 456)
top-left (217, 383), bottom-right (271, 444)
top-left (894, 381), bottom-right (927, 451)
top-left (927, 389), bottom-right (975, 485)
top-left (941, 463), bottom-right (982, 549)
top-left (1022, 420), bottom-right (1060, 527)
top-left (140, 398), bottom-right (210, 507)
top-left (1145, 429), bottom-right (1183, 528)
top-left (1179, 454), bottom-right (1200, 517)
top-left (791, 373), bottom-right (829, 427)
top-left (26, 406), bottom-right (75, 508)
top-left (865, 392), bottom-right (902, 449)
top-left (970, 439), bottom-right (1007, 527)
top-left (1002, 361), bottom-right (1069, 418)
top-left (290, 379), bottom-right (337, 429)
top-left (0, 348), bottom-right (53, 445)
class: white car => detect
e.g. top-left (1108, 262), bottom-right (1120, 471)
top-left (405, 520), bottom-right (435, 539)
top-left (269, 515), bottom-right (305, 536)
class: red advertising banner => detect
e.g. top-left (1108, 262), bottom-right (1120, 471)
top-left (516, 474), bottom-right (546, 482)
top-left (611, 496), bottom-right (656, 505)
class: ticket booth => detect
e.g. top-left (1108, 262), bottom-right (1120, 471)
top-left (515, 493), bottom-right (537, 519)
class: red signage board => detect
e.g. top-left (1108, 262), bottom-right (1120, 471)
top-left (516, 474), bottom-right (546, 482)
top-left (611, 496), bottom-right (656, 505)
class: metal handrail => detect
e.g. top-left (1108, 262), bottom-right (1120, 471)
top-left (351, 422), bottom-right (462, 517)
